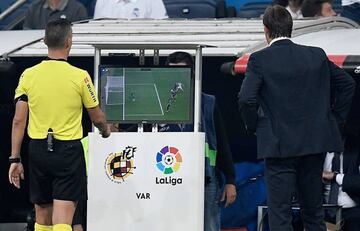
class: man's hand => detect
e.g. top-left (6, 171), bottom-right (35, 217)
top-left (220, 184), bottom-right (237, 208)
top-left (9, 163), bottom-right (24, 189)
top-left (323, 171), bottom-right (335, 183)
top-left (109, 123), bottom-right (120, 132)
top-left (100, 124), bottom-right (111, 138)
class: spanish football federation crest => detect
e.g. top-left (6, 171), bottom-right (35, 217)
top-left (105, 146), bottom-right (137, 183)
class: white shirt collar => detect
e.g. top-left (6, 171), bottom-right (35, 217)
top-left (286, 6), bottom-right (303, 19)
top-left (116, 0), bottom-right (138, 3)
top-left (269, 37), bottom-right (291, 46)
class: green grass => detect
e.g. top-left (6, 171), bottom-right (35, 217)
top-left (100, 67), bottom-right (192, 122)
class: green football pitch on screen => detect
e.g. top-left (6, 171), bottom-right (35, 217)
top-left (99, 67), bottom-right (193, 123)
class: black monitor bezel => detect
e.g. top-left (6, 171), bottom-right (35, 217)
top-left (98, 65), bottom-right (194, 124)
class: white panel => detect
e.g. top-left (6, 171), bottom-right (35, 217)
top-left (292, 29), bottom-right (360, 55)
top-left (0, 30), bottom-right (43, 56)
top-left (6, 18), bottom-right (358, 57)
top-left (88, 132), bottom-right (205, 231)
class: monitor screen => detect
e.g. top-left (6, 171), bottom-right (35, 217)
top-left (99, 66), bottom-right (193, 123)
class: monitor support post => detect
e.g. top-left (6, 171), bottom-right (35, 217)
top-left (151, 49), bottom-right (160, 132)
top-left (138, 49), bottom-right (145, 133)
top-left (139, 49), bottom-right (145, 66)
top-left (92, 47), bottom-right (101, 133)
top-left (194, 46), bottom-right (202, 132)
top-left (137, 48), bottom-right (160, 132)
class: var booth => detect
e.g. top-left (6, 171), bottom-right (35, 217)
top-left (87, 132), bottom-right (205, 231)
top-left (87, 43), bottom-right (208, 230)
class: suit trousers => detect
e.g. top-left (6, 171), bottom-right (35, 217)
top-left (342, 216), bottom-right (360, 231)
top-left (265, 153), bottom-right (326, 231)
top-left (342, 207), bottom-right (360, 231)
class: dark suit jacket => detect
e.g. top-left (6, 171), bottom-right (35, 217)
top-left (339, 135), bottom-right (360, 220)
top-left (342, 136), bottom-right (360, 205)
top-left (238, 39), bottom-right (356, 159)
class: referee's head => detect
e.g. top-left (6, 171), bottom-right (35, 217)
top-left (44, 19), bottom-right (72, 54)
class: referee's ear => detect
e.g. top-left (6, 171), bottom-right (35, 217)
top-left (65, 33), bottom-right (73, 50)
top-left (44, 37), bottom-right (48, 46)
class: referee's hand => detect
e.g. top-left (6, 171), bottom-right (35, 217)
top-left (9, 163), bottom-right (24, 189)
top-left (100, 124), bottom-right (111, 138)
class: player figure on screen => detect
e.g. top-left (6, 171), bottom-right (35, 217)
top-left (130, 91), bottom-right (136, 102)
top-left (166, 82), bottom-right (184, 112)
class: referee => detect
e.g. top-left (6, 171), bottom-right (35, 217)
top-left (8, 19), bottom-right (110, 231)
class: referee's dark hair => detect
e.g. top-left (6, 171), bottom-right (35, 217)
top-left (263, 5), bottom-right (293, 39)
top-left (166, 52), bottom-right (194, 68)
top-left (44, 19), bottom-right (72, 49)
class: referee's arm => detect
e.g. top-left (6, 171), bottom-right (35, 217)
top-left (9, 100), bottom-right (28, 188)
top-left (87, 106), bottom-right (110, 138)
top-left (82, 73), bottom-right (110, 138)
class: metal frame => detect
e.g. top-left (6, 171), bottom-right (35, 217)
top-left (0, 0), bottom-right (26, 21)
top-left (257, 205), bottom-right (342, 231)
top-left (5, 17), bottom-right (359, 58)
top-left (92, 43), bottom-right (213, 132)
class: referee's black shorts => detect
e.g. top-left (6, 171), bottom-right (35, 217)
top-left (29, 139), bottom-right (87, 204)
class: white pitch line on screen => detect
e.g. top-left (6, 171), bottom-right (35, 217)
top-left (126, 114), bottom-right (164, 116)
top-left (125, 83), bottom-right (154, 86)
top-left (126, 70), bottom-right (188, 73)
top-left (153, 84), bottom-right (164, 115)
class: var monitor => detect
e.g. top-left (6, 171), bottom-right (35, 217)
top-left (99, 66), bottom-right (193, 123)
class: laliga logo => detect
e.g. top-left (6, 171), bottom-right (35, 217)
top-left (155, 146), bottom-right (183, 186)
top-left (355, 66), bottom-right (360, 74)
top-left (105, 146), bottom-right (137, 184)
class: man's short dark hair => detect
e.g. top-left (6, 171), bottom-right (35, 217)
top-left (166, 52), bottom-right (194, 67)
top-left (301, 0), bottom-right (332, 17)
top-left (263, 5), bottom-right (293, 39)
top-left (44, 19), bottom-right (72, 49)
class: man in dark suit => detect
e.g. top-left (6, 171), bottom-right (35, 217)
top-left (238, 5), bottom-right (355, 231)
